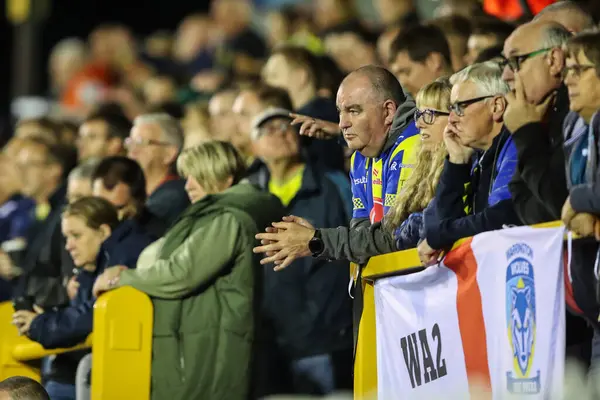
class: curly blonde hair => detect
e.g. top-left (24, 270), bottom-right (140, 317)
top-left (385, 78), bottom-right (451, 232)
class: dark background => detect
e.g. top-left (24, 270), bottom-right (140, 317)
top-left (0, 0), bottom-right (211, 123)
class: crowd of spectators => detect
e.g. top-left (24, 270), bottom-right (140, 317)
top-left (2, 0), bottom-right (600, 399)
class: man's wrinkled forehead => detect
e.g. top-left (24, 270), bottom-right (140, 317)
top-left (503, 23), bottom-right (544, 57)
top-left (336, 73), bottom-right (376, 108)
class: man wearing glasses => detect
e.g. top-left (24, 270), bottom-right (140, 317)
top-left (127, 113), bottom-right (190, 226)
top-left (501, 20), bottom-right (571, 224)
top-left (501, 20), bottom-right (594, 367)
top-left (418, 61), bottom-right (521, 265)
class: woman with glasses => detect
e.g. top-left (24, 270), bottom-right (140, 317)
top-left (561, 30), bottom-right (600, 237)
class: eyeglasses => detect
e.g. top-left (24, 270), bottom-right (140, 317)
top-left (124, 137), bottom-right (172, 149)
top-left (498, 48), bottom-right (552, 72)
top-left (258, 121), bottom-right (292, 137)
top-left (563, 64), bottom-right (596, 78)
top-left (414, 109), bottom-right (450, 125)
top-left (448, 96), bottom-right (494, 117)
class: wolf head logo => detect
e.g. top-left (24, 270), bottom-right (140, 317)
top-left (511, 283), bottom-right (534, 376)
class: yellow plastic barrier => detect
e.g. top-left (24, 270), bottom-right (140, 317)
top-left (353, 221), bottom-right (565, 399)
top-left (0, 287), bottom-right (153, 400)
top-left (92, 286), bottom-right (153, 400)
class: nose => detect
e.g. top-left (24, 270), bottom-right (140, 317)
top-left (65, 238), bottom-right (75, 252)
top-left (563, 70), bottom-right (575, 87)
top-left (448, 110), bottom-right (460, 123)
top-left (502, 65), bottom-right (514, 84)
top-left (339, 114), bottom-right (351, 130)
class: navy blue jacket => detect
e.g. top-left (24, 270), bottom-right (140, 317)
top-left (297, 96), bottom-right (346, 173)
top-left (0, 195), bottom-right (34, 244)
top-left (425, 129), bottom-right (521, 249)
top-left (146, 177), bottom-right (190, 228)
top-left (248, 161), bottom-right (354, 359)
top-left (27, 219), bottom-right (153, 350)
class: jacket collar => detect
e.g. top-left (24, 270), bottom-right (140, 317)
top-left (378, 95), bottom-right (417, 157)
top-left (102, 219), bottom-right (138, 251)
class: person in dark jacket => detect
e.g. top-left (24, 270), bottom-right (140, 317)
top-left (418, 61), bottom-right (521, 265)
top-left (12, 197), bottom-right (152, 400)
top-left (502, 20), bottom-right (572, 225)
top-left (248, 108), bottom-right (353, 395)
top-left (126, 113), bottom-right (189, 227)
top-left (502, 21), bottom-right (594, 365)
top-left (4, 139), bottom-right (76, 309)
top-left (91, 156), bottom-right (167, 238)
top-left (559, 31), bottom-right (600, 369)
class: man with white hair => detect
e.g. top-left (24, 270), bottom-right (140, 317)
top-left (418, 61), bottom-right (520, 264)
top-left (127, 113), bottom-right (189, 225)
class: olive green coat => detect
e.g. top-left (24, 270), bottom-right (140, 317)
top-left (118, 183), bottom-right (285, 400)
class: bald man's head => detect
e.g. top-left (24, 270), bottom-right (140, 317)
top-left (502, 20), bottom-right (570, 104)
top-left (343, 65), bottom-right (406, 106)
top-left (534, 1), bottom-right (594, 33)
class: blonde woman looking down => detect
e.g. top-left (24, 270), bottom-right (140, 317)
top-left (93, 141), bottom-right (285, 400)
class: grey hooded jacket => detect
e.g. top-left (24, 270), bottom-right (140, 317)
top-left (318, 95), bottom-right (417, 264)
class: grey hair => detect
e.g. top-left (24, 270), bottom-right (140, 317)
top-left (68, 158), bottom-right (101, 182)
top-left (50, 38), bottom-right (87, 61)
top-left (534, 1), bottom-right (595, 30)
top-left (133, 113), bottom-right (184, 152)
top-left (539, 23), bottom-right (573, 48)
top-left (449, 61), bottom-right (510, 97)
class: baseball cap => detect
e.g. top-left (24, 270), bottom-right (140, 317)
top-left (250, 108), bottom-right (293, 141)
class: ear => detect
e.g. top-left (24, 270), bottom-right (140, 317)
top-left (48, 163), bottom-right (63, 182)
top-left (491, 95), bottom-right (506, 123)
top-left (99, 224), bottom-right (112, 241)
top-left (297, 68), bottom-right (310, 87)
top-left (425, 52), bottom-right (444, 73)
top-left (163, 145), bottom-right (179, 166)
top-left (548, 48), bottom-right (566, 79)
top-left (224, 175), bottom-right (234, 190)
top-left (383, 99), bottom-right (397, 126)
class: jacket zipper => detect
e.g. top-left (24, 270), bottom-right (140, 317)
top-left (176, 332), bottom-right (185, 383)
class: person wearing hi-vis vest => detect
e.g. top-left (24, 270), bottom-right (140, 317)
top-left (253, 65), bottom-right (419, 269)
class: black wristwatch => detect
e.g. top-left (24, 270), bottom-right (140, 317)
top-left (308, 229), bottom-right (325, 257)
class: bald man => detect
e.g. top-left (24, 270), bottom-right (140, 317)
top-left (502, 20), bottom-right (594, 366)
top-left (502, 20), bottom-right (572, 222)
top-left (0, 377), bottom-right (50, 400)
top-left (534, 1), bottom-right (595, 34)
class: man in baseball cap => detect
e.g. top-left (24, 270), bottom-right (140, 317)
top-left (247, 108), bottom-right (354, 395)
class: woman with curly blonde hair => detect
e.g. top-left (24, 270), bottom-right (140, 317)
top-left (385, 78), bottom-right (450, 249)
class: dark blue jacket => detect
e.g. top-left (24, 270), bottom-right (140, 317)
top-left (297, 96), bottom-right (346, 173)
top-left (0, 195), bottom-right (35, 244)
top-left (394, 212), bottom-right (424, 251)
top-left (425, 129), bottom-right (521, 249)
top-left (248, 161), bottom-right (354, 359)
top-left (146, 177), bottom-right (190, 228)
top-left (27, 219), bottom-right (153, 350)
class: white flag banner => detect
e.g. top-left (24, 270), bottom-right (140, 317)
top-left (375, 226), bottom-right (565, 399)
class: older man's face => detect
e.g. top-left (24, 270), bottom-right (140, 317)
top-left (501, 24), bottom-right (558, 104)
top-left (336, 74), bottom-right (393, 157)
top-left (448, 81), bottom-right (495, 150)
